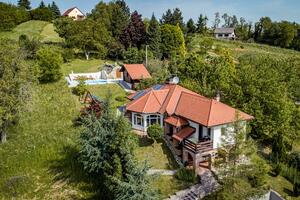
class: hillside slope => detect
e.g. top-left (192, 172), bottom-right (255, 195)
top-left (189, 35), bottom-right (300, 59)
top-left (0, 20), bottom-right (63, 43)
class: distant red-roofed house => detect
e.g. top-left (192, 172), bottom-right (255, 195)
top-left (120, 64), bottom-right (151, 89)
top-left (124, 83), bottom-right (254, 169)
top-left (62, 7), bottom-right (85, 21)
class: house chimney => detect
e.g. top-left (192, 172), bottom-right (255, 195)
top-left (215, 90), bottom-right (221, 102)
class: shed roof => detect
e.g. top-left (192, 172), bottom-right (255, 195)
top-left (121, 64), bottom-right (151, 80)
top-left (172, 127), bottom-right (195, 142)
top-left (214, 28), bottom-right (235, 34)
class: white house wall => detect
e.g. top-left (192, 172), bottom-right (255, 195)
top-left (188, 120), bottom-right (199, 140)
top-left (131, 112), bottom-right (164, 132)
top-left (212, 125), bottom-right (223, 149)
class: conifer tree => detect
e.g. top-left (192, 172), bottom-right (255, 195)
top-left (17, 0), bottom-right (31, 10)
top-left (196, 14), bottom-right (208, 34)
top-left (39, 1), bottom-right (45, 8)
top-left (50, 1), bottom-right (60, 18)
top-left (147, 13), bottom-right (161, 58)
top-left (186, 18), bottom-right (196, 34)
top-left (111, 0), bottom-right (130, 38)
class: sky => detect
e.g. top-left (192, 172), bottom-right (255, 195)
top-left (2, 0), bottom-right (300, 25)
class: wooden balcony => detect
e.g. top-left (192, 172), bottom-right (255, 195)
top-left (183, 138), bottom-right (213, 154)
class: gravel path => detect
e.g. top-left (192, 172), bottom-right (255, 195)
top-left (147, 169), bottom-right (177, 175)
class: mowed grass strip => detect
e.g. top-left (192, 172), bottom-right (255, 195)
top-left (40, 23), bottom-right (64, 43)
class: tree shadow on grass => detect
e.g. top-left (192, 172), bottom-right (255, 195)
top-left (283, 188), bottom-right (296, 197)
top-left (48, 145), bottom-right (105, 200)
top-left (137, 136), bottom-right (154, 147)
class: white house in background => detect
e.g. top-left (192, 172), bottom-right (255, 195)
top-left (62, 7), bottom-right (85, 21)
top-left (214, 28), bottom-right (236, 40)
top-left (124, 82), bottom-right (254, 169)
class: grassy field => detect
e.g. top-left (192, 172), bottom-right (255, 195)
top-left (0, 81), bottom-right (96, 199)
top-left (40, 23), bottom-right (63, 43)
top-left (0, 20), bottom-right (62, 43)
top-left (135, 137), bottom-right (178, 170)
top-left (190, 35), bottom-right (300, 59)
top-left (61, 59), bottom-right (109, 75)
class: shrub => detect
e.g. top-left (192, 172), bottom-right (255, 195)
top-left (175, 167), bottom-right (197, 183)
top-left (147, 124), bottom-right (163, 143)
top-left (61, 48), bottom-right (75, 62)
top-left (19, 35), bottom-right (40, 59)
top-left (36, 46), bottom-right (63, 83)
top-left (115, 96), bottom-right (126, 102)
top-left (72, 77), bottom-right (87, 98)
top-left (272, 163), bottom-right (282, 177)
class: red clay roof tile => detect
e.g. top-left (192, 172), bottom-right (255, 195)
top-left (172, 127), bottom-right (195, 142)
top-left (122, 64), bottom-right (151, 80)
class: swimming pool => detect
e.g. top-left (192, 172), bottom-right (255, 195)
top-left (66, 77), bottom-right (123, 87)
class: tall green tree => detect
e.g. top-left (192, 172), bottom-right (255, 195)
top-left (50, 1), bottom-right (60, 18)
top-left (112, 162), bottom-right (159, 200)
top-left (161, 8), bottom-right (185, 31)
top-left (213, 12), bottom-right (221, 28)
top-left (196, 14), bottom-right (208, 34)
top-left (79, 95), bottom-right (154, 199)
top-left (160, 24), bottom-right (186, 59)
top-left (0, 3), bottom-right (30, 31)
top-left (186, 18), bottom-right (196, 34)
top-left (36, 46), bottom-right (63, 83)
top-left (17, 0), bottom-right (31, 10)
top-left (0, 39), bottom-right (34, 143)
top-left (38, 0), bottom-right (45, 8)
top-left (111, 0), bottom-right (130, 38)
top-left (147, 14), bottom-right (161, 58)
top-left (207, 114), bottom-right (267, 200)
top-left (120, 11), bottom-right (146, 49)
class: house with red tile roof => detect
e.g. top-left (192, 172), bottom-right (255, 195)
top-left (62, 7), bottom-right (85, 21)
top-left (125, 83), bottom-right (254, 168)
top-left (120, 64), bottom-right (151, 90)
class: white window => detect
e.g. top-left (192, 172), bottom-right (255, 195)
top-left (134, 114), bottom-right (144, 126)
top-left (146, 115), bottom-right (161, 126)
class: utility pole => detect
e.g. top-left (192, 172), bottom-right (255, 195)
top-left (145, 45), bottom-right (149, 67)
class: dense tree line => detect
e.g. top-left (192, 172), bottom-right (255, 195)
top-left (54, 1), bottom-right (186, 61)
top-left (175, 41), bottom-right (300, 195)
top-left (0, 1), bottom-right (61, 31)
top-left (0, 39), bottom-right (37, 143)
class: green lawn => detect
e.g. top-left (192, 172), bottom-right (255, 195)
top-left (134, 137), bottom-right (191, 199)
top-left (0, 20), bottom-right (62, 43)
top-left (62, 59), bottom-right (114, 75)
top-left (40, 23), bottom-right (63, 43)
top-left (135, 137), bottom-right (179, 170)
top-left (87, 84), bottom-right (128, 108)
top-left (151, 176), bottom-right (193, 199)
top-left (190, 35), bottom-right (300, 59)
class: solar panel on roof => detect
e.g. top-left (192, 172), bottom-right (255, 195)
top-left (152, 84), bottom-right (163, 90)
top-left (132, 90), bottom-right (146, 100)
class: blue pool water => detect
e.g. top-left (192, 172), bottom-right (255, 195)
top-left (85, 79), bottom-right (108, 84)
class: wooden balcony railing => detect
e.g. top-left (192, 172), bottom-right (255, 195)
top-left (183, 139), bottom-right (213, 154)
